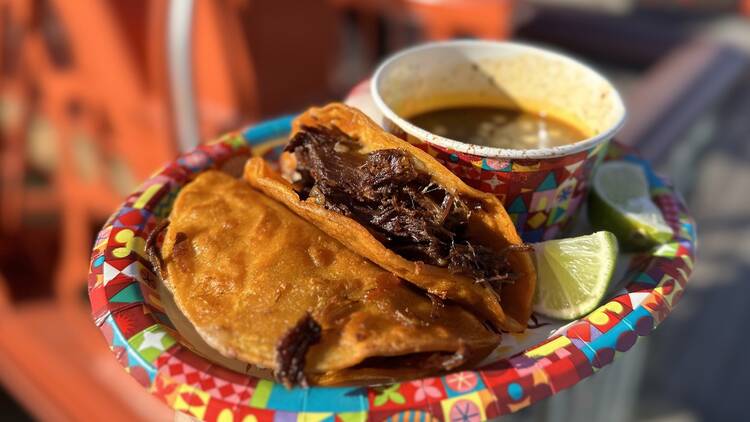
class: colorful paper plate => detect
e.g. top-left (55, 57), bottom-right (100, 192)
top-left (88, 114), bottom-right (695, 421)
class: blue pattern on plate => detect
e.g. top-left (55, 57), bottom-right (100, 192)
top-left (243, 115), bottom-right (295, 145)
top-left (265, 384), bottom-right (369, 412)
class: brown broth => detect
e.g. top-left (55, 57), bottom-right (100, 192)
top-left (408, 106), bottom-right (588, 149)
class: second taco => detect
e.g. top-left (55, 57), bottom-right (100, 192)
top-left (244, 103), bottom-right (536, 332)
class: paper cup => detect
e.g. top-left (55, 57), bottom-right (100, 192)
top-left (371, 40), bottom-right (626, 241)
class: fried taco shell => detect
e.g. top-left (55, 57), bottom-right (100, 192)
top-left (244, 103), bottom-right (536, 332)
top-left (154, 170), bottom-right (499, 386)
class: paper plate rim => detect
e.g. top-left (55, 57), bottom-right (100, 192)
top-left (87, 116), bottom-right (696, 421)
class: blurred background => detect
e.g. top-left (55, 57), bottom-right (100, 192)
top-left (1, 0), bottom-right (749, 421)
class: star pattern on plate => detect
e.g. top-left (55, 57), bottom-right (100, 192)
top-left (139, 330), bottom-right (166, 352)
top-left (485, 176), bottom-right (503, 190)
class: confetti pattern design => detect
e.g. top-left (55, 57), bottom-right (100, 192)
top-left (88, 117), bottom-right (696, 421)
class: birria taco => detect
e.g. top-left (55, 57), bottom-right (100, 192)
top-left (150, 170), bottom-right (499, 387)
top-left (244, 103), bottom-right (536, 332)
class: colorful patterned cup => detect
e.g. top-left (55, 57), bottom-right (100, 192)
top-left (371, 40), bottom-right (626, 242)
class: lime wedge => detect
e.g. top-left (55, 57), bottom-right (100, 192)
top-left (533, 231), bottom-right (618, 320)
top-left (589, 161), bottom-right (672, 251)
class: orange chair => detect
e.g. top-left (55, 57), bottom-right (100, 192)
top-left (330, 0), bottom-right (514, 66)
top-left (401, 0), bottom-right (514, 40)
top-left (1, 0), bottom-right (340, 307)
top-left (0, 0), bottom-right (58, 236)
top-left (0, 1), bottom-right (177, 418)
top-left (0, 0), bottom-right (340, 419)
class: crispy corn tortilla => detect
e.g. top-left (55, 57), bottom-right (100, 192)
top-left (244, 103), bottom-right (536, 332)
top-left (157, 170), bottom-right (499, 385)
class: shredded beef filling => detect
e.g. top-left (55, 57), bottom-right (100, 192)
top-left (286, 126), bottom-right (521, 285)
top-left (275, 313), bottom-right (322, 388)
